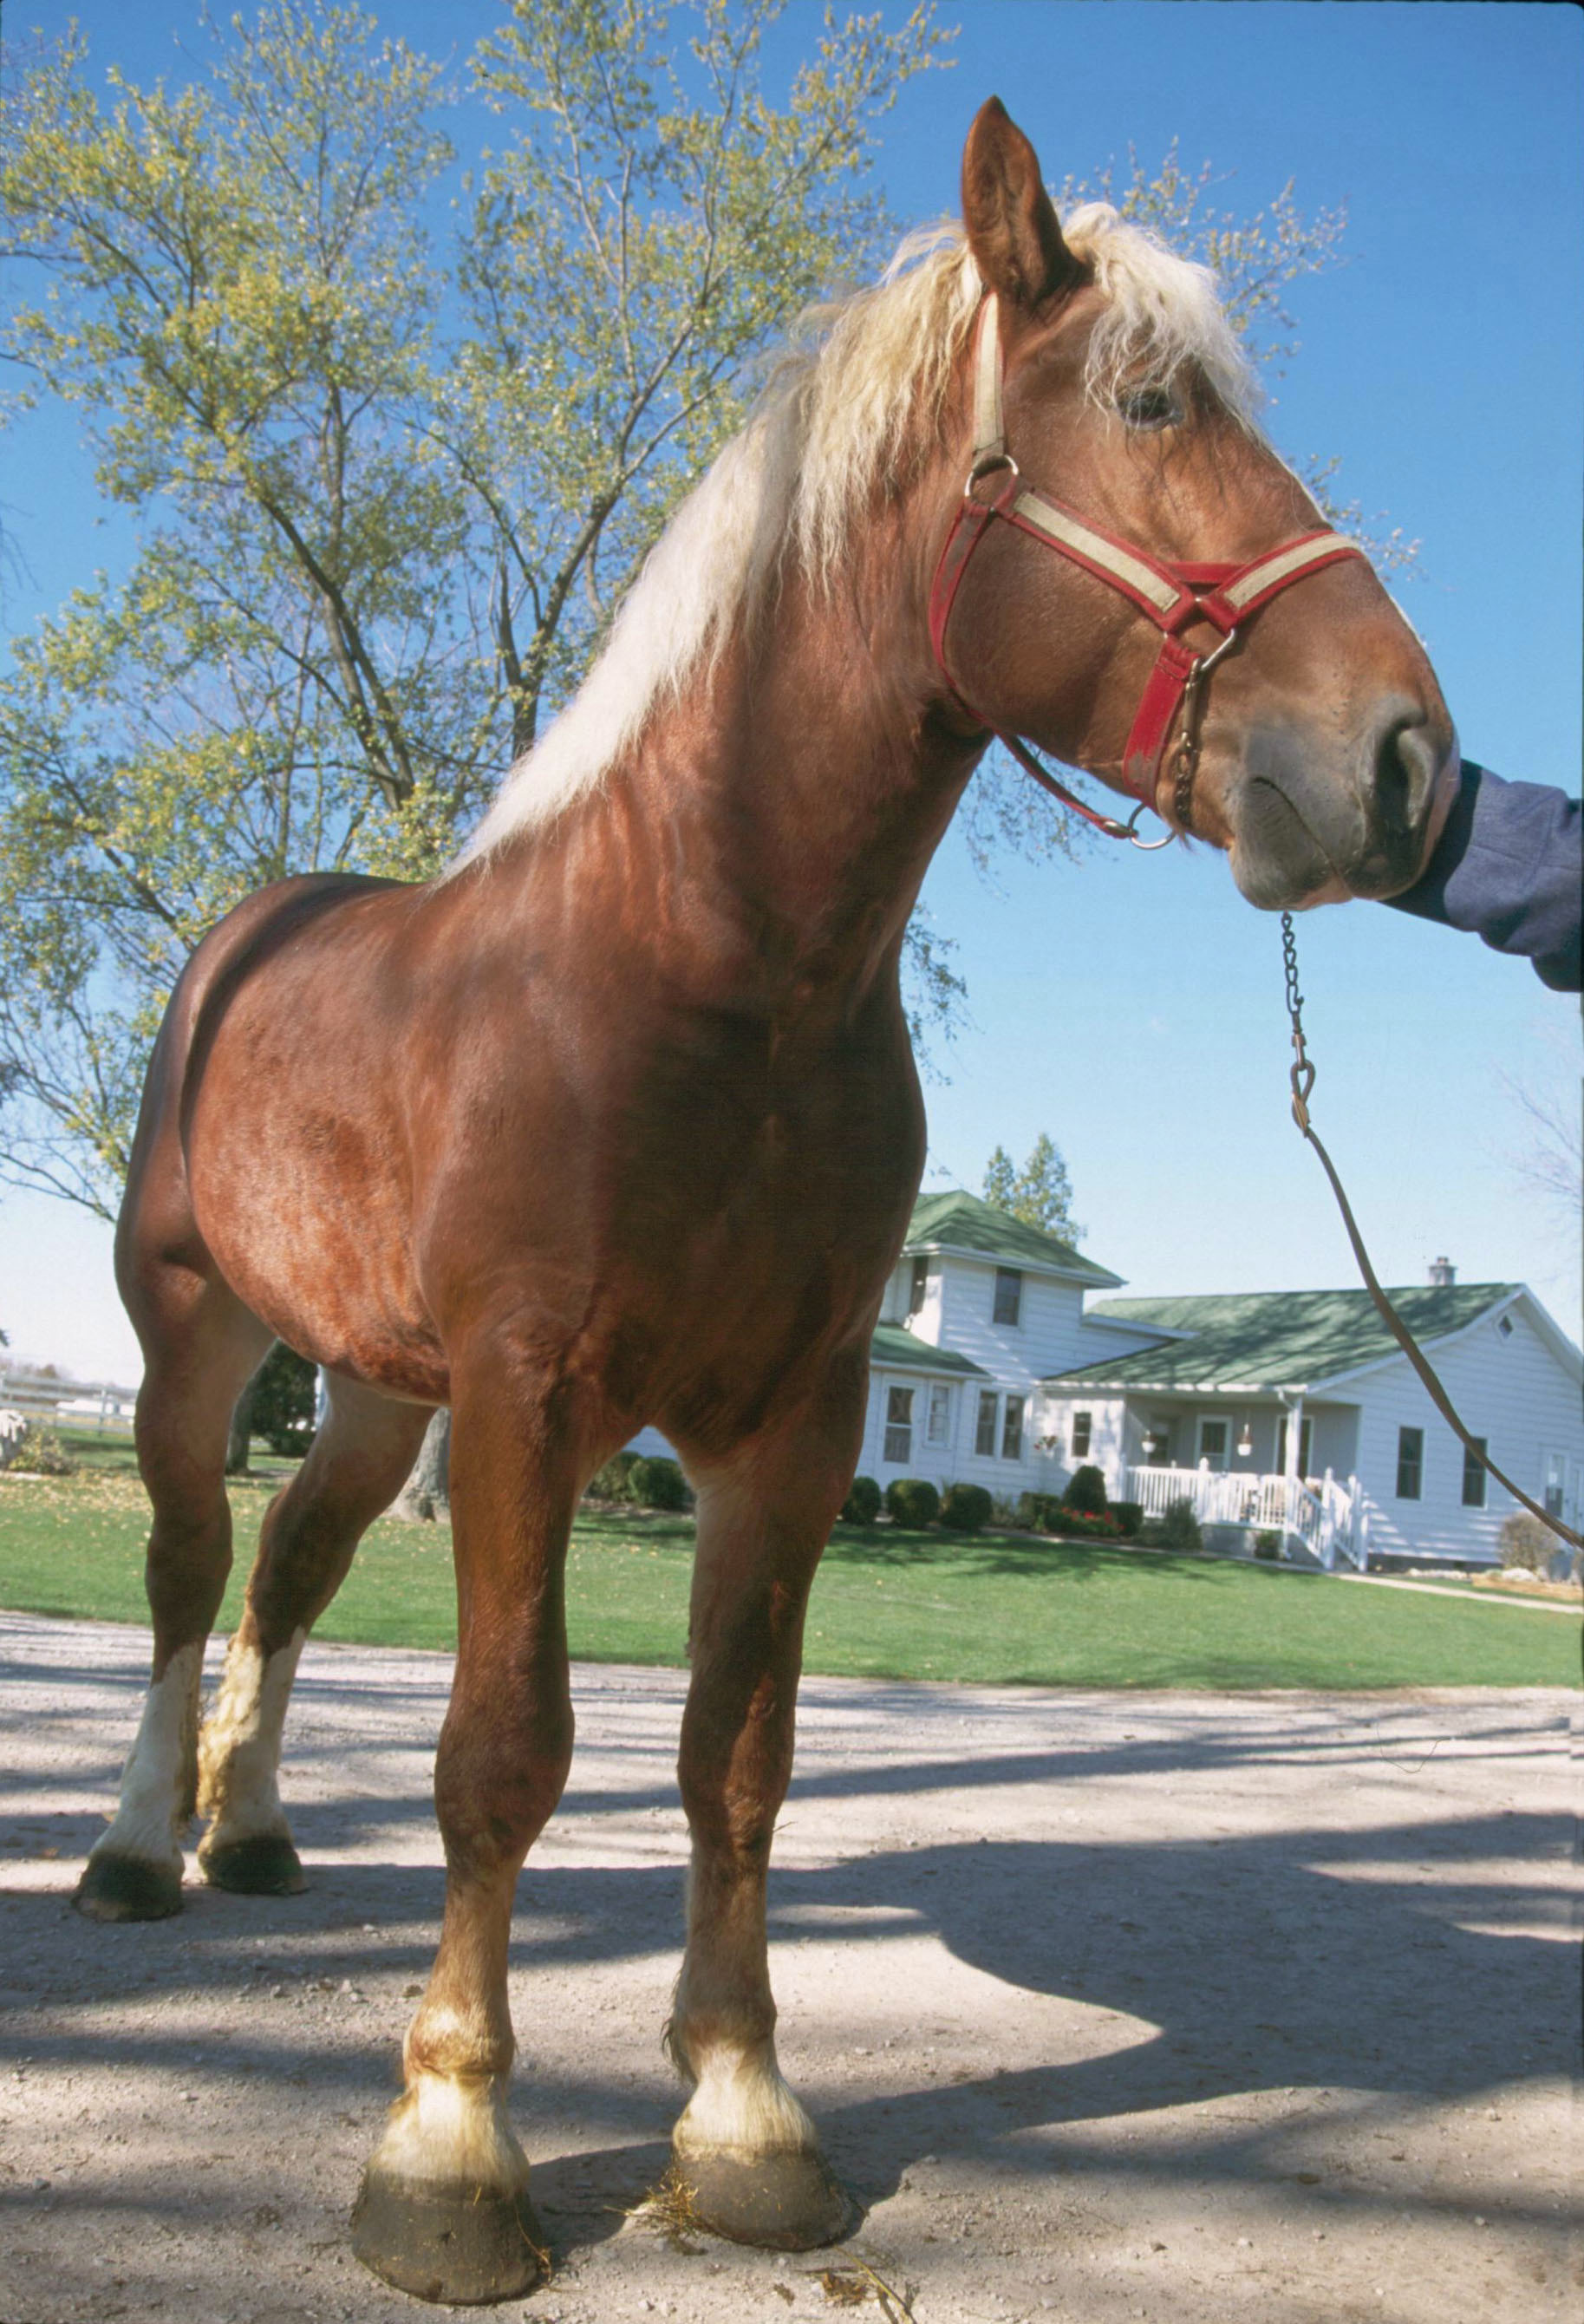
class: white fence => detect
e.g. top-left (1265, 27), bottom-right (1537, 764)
top-left (0, 1370), bottom-right (138, 1439)
top-left (1122, 1463), bottom-right (1370, 1570)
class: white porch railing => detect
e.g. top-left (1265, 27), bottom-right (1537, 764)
top-left (1121, 1464), bottom-right (1371, 1570)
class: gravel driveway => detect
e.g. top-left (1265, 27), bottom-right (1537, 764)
top-left (0, 1612), bottom-right (1575, 2322)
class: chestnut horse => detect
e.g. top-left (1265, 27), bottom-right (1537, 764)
top-left (75, 101), bottom-right (1454, 2301)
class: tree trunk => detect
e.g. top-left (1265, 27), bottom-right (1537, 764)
top-left (390, 1407), bottom-right (450, 1521)
top-left (224, 1359), bottom-right (267, 1476)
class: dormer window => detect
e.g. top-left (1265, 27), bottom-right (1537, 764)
top-left (908, 1257), bottom-right (930, 1318)
top-left (993, 1267), bottom-right (1022, 1326)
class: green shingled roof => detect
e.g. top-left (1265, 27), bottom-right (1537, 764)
top-left (1045, 1283), bottom-right (1521, 1392)
top-left (869, 1322), bottom-right (988, 1377)
top-left (905, 1190), bottom-right (1121, 1286)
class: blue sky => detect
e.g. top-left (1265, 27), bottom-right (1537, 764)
top-left (2, 0), bottom-right (1580, 1381)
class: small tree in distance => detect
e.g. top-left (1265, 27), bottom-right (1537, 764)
top-left (982, 1133), bottom-right (1083, 1244)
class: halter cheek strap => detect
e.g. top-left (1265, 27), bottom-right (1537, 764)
top-left (929, 293), bottom-right (1369, 841)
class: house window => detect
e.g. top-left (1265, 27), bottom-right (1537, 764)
top-left (1497, 1314), bottom-right (1514, 1339)
top-left (908, 1257), bottom-right (929, 1318)
top-left (993, 1267), bottom-right (1022, 1326)
top-left (925, 1384), bottom-right (952, 1446)
top-left (1396, 1426), bottom-right (1424, 1500)
top-left (1461, 1437), bottom-right (1487, 1509)
top-left (975, 1390), bottom-right (999, 1456)
top-left (1275, 1414), bottom-right (1313, 1478)
top-left (1001, 1397), bottom-right (1025, 1461)
top-left (1544, 1452), bottom-right (1568, 1519)
top-left (883, 1386), bottom-right (913, 1465)
top-left (1196, 1417), bottom-right (1229, 1472)
top-left (1071, 1410), bottom-right (1092, 1459)
top-left (1143, 1421), bottom-right (1170, 1466)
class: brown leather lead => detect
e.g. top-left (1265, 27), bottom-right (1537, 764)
top-left (1281, 911), bottom-right (1581, 1556)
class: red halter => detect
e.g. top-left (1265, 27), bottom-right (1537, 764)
top-left (929, 294), bottom-right (1368, 844)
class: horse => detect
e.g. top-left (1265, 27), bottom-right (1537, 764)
top-left (72, 98), bottom-right (1455, 2303)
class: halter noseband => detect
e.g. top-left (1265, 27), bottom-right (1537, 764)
top-left (929, 292), bottom-right (1368, 844)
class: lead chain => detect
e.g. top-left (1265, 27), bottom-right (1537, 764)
top-left (1281, 909), bottom-right (1316, 1131)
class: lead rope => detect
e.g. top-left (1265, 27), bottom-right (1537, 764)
top-left (1280, 912), bottom-right (1582, 1555)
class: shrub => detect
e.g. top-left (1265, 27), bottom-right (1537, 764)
top-left (1254, 1529), bottom-right (1282, 1561)
top-left (1061, 1463), bottom-right (1108, 1516)
top-left (884, 1477), bottom-right (940, 1530)
top-left (840, 1474), bottom-right (882, 1524)
top-left (1045, 1505), bottom-right (1122, 1541)
top-left (1111, 1500), bottom-right (1144, 1539)
top-left (251, 1342), bottom-right (317, 1457)
top-left (1157, 1496), bottom-right (1203, 1551)
top-left (629, 1455), bottom-right (689, 1511)
top-left (3, 1422), bottom-right (75, 1476)
top-left (941, 1481), bottom-right (993, 1534)
top-left (585, 1451), bottom-right (641, 1503)
top-left (1498, 1511), bottom-right (1555, 1575)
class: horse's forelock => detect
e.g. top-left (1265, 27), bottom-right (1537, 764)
top-left (1064, 202), bottom-right (1259, 421)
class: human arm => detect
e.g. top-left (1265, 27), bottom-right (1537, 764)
top-left (1383, 761), bottom-right (1581, 993)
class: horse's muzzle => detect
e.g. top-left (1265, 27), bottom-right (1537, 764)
top-left (1227, 700), bottom-right (1456, 910)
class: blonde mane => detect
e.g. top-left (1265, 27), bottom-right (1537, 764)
top-left (460, 206), bottom-right (1257, 858)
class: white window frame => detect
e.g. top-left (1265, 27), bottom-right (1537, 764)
top-left (993, 1267), bottom-right (1022, 1326)
top-left (883, 1385), bottom-right (913, 1466)
top-left (1071, 1409), bottom-right (1092, 1459)
top-left (1001, 1396), bottom-right (1025, 1462)
top-left (925, 1382), bottom-right (953, 1447)
top-left (975, 1389), bottom-right (999, 1457)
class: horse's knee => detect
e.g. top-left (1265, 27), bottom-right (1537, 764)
top-left (433, 1683), bottom-right (574, 1880)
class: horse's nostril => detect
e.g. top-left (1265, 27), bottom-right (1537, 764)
top-left (1372, 708), bottom-right (1440, 837)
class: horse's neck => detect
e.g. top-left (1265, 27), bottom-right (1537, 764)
top-left (564, 509), bottom-right (977, 1012)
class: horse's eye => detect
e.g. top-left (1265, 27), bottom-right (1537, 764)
top-left (1117, 386), bottom-right (1181, 432)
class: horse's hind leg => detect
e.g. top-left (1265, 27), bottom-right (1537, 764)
top-left (75, 1267), bottom-right (271, 1922)
top-left (198, 1373), bottom-right (431, 1895)
top-left (667, 1353), bottom-right (867, 2250)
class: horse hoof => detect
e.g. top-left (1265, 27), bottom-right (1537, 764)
top-left (199, 1832), bottom-right (306, 1895)
top-left (73, 1851), bottom-right (183, 1922)
top-left (350, 2171), bottom-right (548, 2304)
top-left (675, 2148), bottom-right (855, 2250)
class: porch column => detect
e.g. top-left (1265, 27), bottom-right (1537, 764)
top-left (1281, 1394), bottom-right (1304, 1537)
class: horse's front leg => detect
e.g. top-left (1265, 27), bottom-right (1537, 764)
top-left (668, 1353), bottom-right (866, 2250)
top-left (351, 1355), bottom-right (583, 2305)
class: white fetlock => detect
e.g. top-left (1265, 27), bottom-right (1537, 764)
top-left (197, 1626), bottom-right (303, 1857)
top-left (673, 2039), bottom-right (818, 2161)
top-left (368, 2070), bottom-right (531, 2195)
top-left (87, 1639), bottom-right (205, 1877)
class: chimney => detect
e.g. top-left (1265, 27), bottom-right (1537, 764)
top-left (1428, 1257), bottom-right (1455, 1287)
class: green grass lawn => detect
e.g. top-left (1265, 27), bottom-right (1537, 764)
top-left (0, 1450), bottom-right (1577, 1688)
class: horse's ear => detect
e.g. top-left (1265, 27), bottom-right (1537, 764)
top-left (961, 97), bottom-right (1078, 310)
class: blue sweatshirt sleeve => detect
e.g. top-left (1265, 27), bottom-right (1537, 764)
top-left (1384, 761), bottom-right (1581, 993)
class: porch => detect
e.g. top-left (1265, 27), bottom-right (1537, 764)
top-left (1122, 1462), bottom-right (1373, 1570)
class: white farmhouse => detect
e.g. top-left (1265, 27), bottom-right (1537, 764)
top-left (1041, 1275), bottom-right (1582, 1568)
top-left (859, 1192), bottom-right (1582, 1569)
top-left (633, 1187), bottom-right (1582, 1569)
top-left (857, 1189), bottom-right (1123, 1494)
